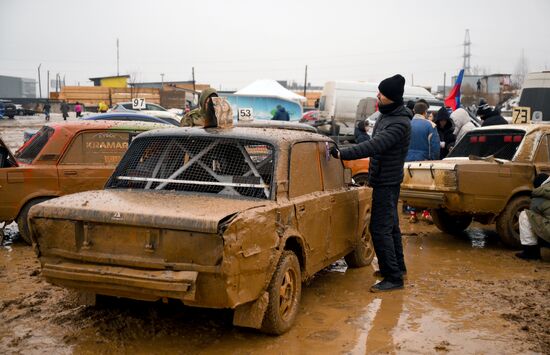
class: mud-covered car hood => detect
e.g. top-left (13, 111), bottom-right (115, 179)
top-left (29, 190), bottom-right (270, 233)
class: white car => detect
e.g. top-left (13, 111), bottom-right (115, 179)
top-left (110, 102), bottom-right (181, 125)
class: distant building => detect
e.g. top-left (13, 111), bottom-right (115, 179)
top-left (449, 73), bottom-right (513, 106)
top-left (0, 75), bottom-right (37, 98)
top-left (89, 75), bottom-right (130, 88)
top-left (130, 81), bottom-right (210, 92)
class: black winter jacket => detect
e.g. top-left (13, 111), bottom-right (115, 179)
top-left (339, 105), bottom-right (411, 187)
top-left (435, 120), bottom-right (455, 159)
top-left (481, 111), bottom-right (508, 127)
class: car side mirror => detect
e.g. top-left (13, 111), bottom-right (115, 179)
top-left (344, 168), bottom-right (352, 185)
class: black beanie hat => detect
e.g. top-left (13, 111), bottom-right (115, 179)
top-left (434, 106), bottom-right (450, 122)
top-left (534, 173), bottom-right (550, 188)
top-left (378, 74), bottom-right (405, 103)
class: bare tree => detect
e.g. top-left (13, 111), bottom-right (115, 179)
top-left (512, 49), bottom-right (529, 89)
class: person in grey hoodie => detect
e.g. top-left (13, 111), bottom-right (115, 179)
top-left (451, 108), bottom-right (475, 143)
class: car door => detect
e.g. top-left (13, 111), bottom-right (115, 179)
top-left (317, 142), bottom-right (358, 258)
top-left (57, 130), bottom-right (131, 195)
top-left (534, 134), bottom-right (550, 176)
top-left (289, 142), bottom-right (331, 273)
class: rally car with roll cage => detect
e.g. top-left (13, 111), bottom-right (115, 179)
top-left (29, 125), bottom-right (375, 335)
top-left (400, 124), bottom-right (550, 247)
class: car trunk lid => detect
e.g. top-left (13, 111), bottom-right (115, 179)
top-left (30, 189), bottom-right (266, 234)
top-left (402, 160), bottom-right (459, 191)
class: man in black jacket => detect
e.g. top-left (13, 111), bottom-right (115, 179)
top-left (434, 107), bottom-right (456, 158)
top-left (477, 103), bottom-right (508, 127)
top-left (330, 74), bottom-right (411, 292)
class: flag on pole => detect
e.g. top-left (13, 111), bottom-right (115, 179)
top-left (444, 69), bottom-right (465, 111)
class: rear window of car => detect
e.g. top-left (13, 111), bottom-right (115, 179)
top-left (15, 126), bottom-right (55, 163)
top-left (107, 136), bottom-right (275, 199)
top-left (122, 103), bottom-right (134, 110)
top-left (447, 129), bottom-right (525, 160)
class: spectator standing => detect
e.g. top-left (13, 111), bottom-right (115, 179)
top-left (406, 102), bottom-right (440, 223)
top-left (60, 100), bottom-right (69, 121)
top-left (98, 101), bottom-right (108, 113)
top-left (354, 120), bottom-right (370, 143)
top-left (516, 173), bottom-right (550, 260)
top-left (43, 101), bottom-right (51, 121)
top-left (451, 108), bottom-right (475, 143)
top-left (331, 74), bottom-right (411, 292)
top-left (434, 107), bottom-right (456, 158)
top-left (272, 105), bottom-right (290, 121)
top-left (477, 102), bottom-right (508, 127)
top-left (75, 102), bottom-right (83, 118)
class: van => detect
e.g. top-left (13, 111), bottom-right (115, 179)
top-left (517, 71), bottom-right (550, 122)
top-left (319, 81), bottom-right (440, 137)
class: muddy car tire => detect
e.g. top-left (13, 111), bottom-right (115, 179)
top-left (431, 209), bottom-right (472, 235)
top-left (261, 251), bottom-right (302, 335)
top-left (17, 198), bottom-right (52, 245)
top-left (353, 174), bottom-right (369, 187)
top-left (345, 225), bottom-right (375, 268)
top-left (495, 195), bottom-right (529, 249)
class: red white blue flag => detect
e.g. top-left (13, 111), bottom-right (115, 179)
top-left (444, 69), bottom-right (464, 111)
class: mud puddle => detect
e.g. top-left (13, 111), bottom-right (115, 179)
top-left (1, 218), bottom-right (548, 354)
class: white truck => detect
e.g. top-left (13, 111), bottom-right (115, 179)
top-left (318, 81), bottom-right (441, 138)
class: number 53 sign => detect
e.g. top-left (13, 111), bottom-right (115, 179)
top-left (238, 108), bottom-right (254, 121)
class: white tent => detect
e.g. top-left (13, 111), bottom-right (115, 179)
top-left (235, 79), bottom-right (307, 104)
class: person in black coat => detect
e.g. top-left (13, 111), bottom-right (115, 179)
top-left (331, 74), bottom-right (411, 293)
top-left (477, 103), bottom-right (508, 127)
top-left (272, 105), bottom-right (290, 121)
top-left (434, 107), bottom-right (456, 158)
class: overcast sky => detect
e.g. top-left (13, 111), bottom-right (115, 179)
top-left (1, 0), bottom-right (549, 93)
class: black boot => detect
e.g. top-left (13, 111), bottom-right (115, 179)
top-left (515, 245), bottom-right (541, 260)
top-left (370, 278), bottom-right (404, 293)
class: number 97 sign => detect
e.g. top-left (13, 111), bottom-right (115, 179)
top-left (238, 108), bottom-right (254, 121)
top-left (132, 98), bottom-right (146, 110)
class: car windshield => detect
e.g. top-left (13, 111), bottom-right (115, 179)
top-left (107, 135), bottom-right (275, 199)
top-left (447, 129), bottom-right (526, 160)
top-left (146, 104), bottom-right (166, 111)
top-left (15, 126), bottom-right (55, 163)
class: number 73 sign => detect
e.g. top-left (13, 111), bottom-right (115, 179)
top-left (512, 106), bottom-right (531, 124)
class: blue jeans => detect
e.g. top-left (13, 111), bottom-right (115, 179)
top-left (370, 185), bottom-right (406, 281)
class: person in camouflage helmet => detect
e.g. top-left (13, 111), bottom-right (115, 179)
top-left (180, 88), bottom-right (219, 127)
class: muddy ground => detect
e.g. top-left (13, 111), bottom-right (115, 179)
top-left (1, 115), bottom-right (549, 354)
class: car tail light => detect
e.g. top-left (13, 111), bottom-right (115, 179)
top-left (503, 135), bottom-right (512, 143)
top-left (513, 135), bottom-right (522, 142)
top-left (478, 136), bottom-right (487, 143)
top-left (470, 136), bottom-right (478, 143)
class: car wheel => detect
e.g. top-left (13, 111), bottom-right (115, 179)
top-left (495, 195), bottom-right (529, 249)
top-left (353, 173), bottom-right (369, 187)
top-left (261, 251), bottom-right (301, 335)
top-left (17, 198), bottom-right (52, 245)
top-left (432, 208), bottom-right (472, 235)
top-left (345, 223), bottom-right (375, 268)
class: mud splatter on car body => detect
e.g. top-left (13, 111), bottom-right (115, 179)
top-left (29, 126), bottom-right (374, 334)
top-left (401, 124), bottom-right (550, 247)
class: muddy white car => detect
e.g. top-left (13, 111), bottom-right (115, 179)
top-left (401, 124), bottom-right (550, 247)
top-left (29, 126), bottom-right (374, 334)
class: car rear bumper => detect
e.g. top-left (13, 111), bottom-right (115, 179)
top-left (42, 261), bottom-right (198, 301)
top-left (400, 189), bottom-right (446, 208)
